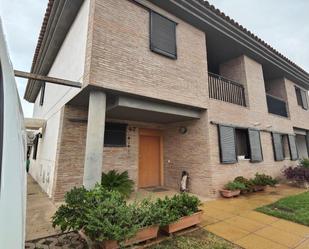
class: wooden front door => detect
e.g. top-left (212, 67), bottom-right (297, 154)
top-left (139, 129), bottom-right (162, 188)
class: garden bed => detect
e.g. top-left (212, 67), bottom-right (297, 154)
top-left (256, 191), bottom-right (309, 226)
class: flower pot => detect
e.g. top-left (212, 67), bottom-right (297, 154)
top-left (161, 211), bottom-right (203, 234)
top-left (78, 230), bottom-right (119, 249)
top-left (253, 185), bottom-right (266, 192)
top-left (220, 189), bottom-right (241, 198)
top-left (125, 225), bottom-right (159, 246)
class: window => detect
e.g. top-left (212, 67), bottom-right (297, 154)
top-left (39, 82), bottom-right (45, 106)
top-left (272, 133), bottom-right (298, 161)
top-left (104, 123), bottom-right (127, 147)
top-left (150, 11), bottom-right (177, 59)
top-left (295, 86), bottom-right (308, 110)
top-left (235, 129), bottom-right (250, 159)
top-left (218, 125), bottom-right (263, 164)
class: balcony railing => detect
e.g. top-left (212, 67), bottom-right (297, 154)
top-left (208, 72), bottom-right (246, 106)
top-left (266, 94), bottom-right (288, 117)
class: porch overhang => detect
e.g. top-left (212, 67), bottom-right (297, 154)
top-left (106, 96), bottom-right (201, 123)
top-left (68, 87), bottom-right (204, 123)
top-left (24, 118), bottom-right (46, 133)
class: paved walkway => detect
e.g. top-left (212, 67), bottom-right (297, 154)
top-left (26, 175), bottom-right (60, 241)
top-left (201, 185), bottom-right (309, 249)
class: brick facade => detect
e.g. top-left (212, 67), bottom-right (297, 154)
top-left (46, 0), bottom-right (309, 201)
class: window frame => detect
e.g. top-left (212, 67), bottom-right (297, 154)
top-left (235, 128), bottom-right (251, 160)
top-left (104, 123), bottom-right (127, 147)
top-left (149, 10), bottom-right (178, 60)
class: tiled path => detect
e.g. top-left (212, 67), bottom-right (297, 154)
top-left (26, 175), bottom-right (60, 241)
top-left (201, 185), bottom-right (309, 249)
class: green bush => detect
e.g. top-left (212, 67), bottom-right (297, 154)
top-left (224, 181), bottom-right (246, 191)
top-left (101, 170), bottom-right (134, 198)
top-left (234, 176), bottom-right (254, 192)
top-left (52, 185), bottom-right (137, 243)
top-left (153, 193), bottom-right (201, 226)
top-left (52, 187), bottom-right (202, 243)
top-left (251, 173), bottom-right (278, 186)
top-left (299, 158), bottom-right (309, 168)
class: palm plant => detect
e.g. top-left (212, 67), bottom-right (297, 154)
top-left (101, 170), bottom-right (134, 198)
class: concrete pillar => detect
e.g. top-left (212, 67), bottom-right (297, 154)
top-left (83, 91), bottom-right (106, 189)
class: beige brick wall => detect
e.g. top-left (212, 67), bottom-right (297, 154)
top-left (207, 55), bottom-right (309, 195)
top-left (84, 0), bottom-right (208, 109)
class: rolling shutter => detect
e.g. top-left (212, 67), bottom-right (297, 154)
top-left (248, 129), bottom-right (263, 162)
top-left (300, 90), bottom-right (308, 110)
top-left (272, 133), bottom-right (284, 161)
top-left (218, 125), bottom-right (236, 164)
top-left (150, 11), bottom-right (177, 59)
top-left (288, 135), bottom-right (298, 161)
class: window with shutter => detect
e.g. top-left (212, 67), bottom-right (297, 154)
top-left (272, 133), bottom-right (284, 161)
top-left (218, 125), bottom-right (237, 164)
top-left (300, 90), bottom-right (308, 110)
top-left (150, 11), bottom-right (177, 59)
top-left (288, 135), bottom-right (299, 161)
top-left (248, 129), bottom-right (263, 162)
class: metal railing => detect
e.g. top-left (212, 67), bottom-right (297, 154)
top-left (266, 94), bottom-right (288, 117)
top-left (208, 72), bottom-right (246, 106)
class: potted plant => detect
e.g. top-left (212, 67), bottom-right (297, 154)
top-left (52, 185), bottom-right (138, 249)
top-left (251, 173), bottom-right (278, 191)
top-left (284, 164), bottom-right (309, 189)
top-left (234, 176), bottom-right (254, 194)
top-left (220, 181), bottom-right (246, 198)
top-left (124, 199), bottom-right (160, 246)
top-left (156, 193), bottom-right (202, 234)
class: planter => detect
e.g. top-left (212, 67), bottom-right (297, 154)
top-left (161, 211), bottom-right (203, 234)
top-left (125, 225), bottom-right (159, 246)
top-left (253, 185), bottom-right (266, 192)
top-left (220, 189), bottom-right (241, 198)
top-left (78, 230), bottom-right (119, 249)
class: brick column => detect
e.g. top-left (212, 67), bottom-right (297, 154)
top-left (83, 91), bottom-right (106, 189)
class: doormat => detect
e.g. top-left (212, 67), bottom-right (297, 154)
top-left (146, 187), bottom-right (170, 193)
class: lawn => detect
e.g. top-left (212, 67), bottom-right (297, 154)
top-left (149, 229), bottom-right (241, 249)
top-left (256, 191), bottom-right (309, 226)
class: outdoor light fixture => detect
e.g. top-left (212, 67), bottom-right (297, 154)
top-left (179, 126), bottom-right (187, 134)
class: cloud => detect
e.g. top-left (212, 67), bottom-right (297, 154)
top-left (0, 0), bottom-right (308, 117)
top-left (208, 0), bottom-right (309, 72)
top-left (0, 0), bottom-right (47, 117)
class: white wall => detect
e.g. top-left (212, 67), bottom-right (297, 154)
top-left (30, 0), bottom-right (90, 196)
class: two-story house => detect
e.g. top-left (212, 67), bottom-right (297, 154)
top-left (25, 0), bottom-right (309, 202)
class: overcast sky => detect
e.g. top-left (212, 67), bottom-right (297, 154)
top-left (0, 0), bottom-right (308, 118)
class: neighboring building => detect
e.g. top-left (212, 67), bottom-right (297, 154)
top-left (24, 0), bottom-right (309, 202)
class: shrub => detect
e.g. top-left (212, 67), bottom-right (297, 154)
top-left (224, 181), bottom-right (246, 191)
top-left (251, 173), bottom-right (278, 186)
top-left (153, 193), bottom-right (201, 226)
top-left (284, 166), bottom-right (309, 183)
top-left (52, 185), bottom-right (137, 243)
top-left (101, 170), bottom-right (134, 198)
top-left (234, 176), bottom-right (254, 192)
top-left (299, 158), bottom-right (309, 168)
top-left (130, 199), bottom-right (161, 229)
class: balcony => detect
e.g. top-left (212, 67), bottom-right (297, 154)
top-left (208, 72), bottom-right (246, 106)
top-left (266, 94), bottom-right (288, 117)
